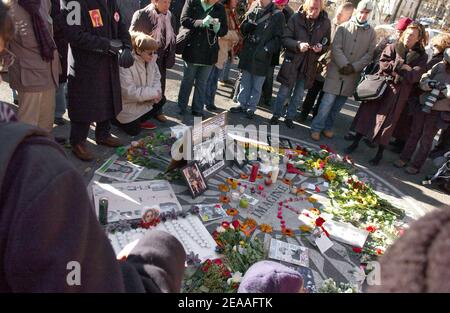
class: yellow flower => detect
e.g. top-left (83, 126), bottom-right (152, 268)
top-left (259, 223), bottom-right (273, 234)
top-left (324, 170), bottom-right (336, 181)
top-left (308, 197), bottom-right (318, 204)
top-left (299, 225), bottom-right (312, 232)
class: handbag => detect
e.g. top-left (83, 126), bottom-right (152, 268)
top-left (354, 74), bottom-right (389, 101)
top-left (175, 6), bottom-right (215, 55)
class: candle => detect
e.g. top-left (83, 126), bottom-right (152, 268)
top-left (239, 186), bottom-right (245, 194)
top-left (240, 198), bottom-right (249, 209)
top-left (249, 163), bottom-right (259, 182)
top-left (271, 167), bottom-right (280, 182)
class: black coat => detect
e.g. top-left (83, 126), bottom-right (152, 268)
top-left (276, 9), bottom-right (331, 89)
top-left (51, 0), bottom-right (68, 84)
top-left (237, 2), bottom-right (285, 77)
top-left (62, 0), bottom-right (131, 123)
top-left (170, 0), bottom-right (186, 33)
top-left (180, 0), bottom-right (228, 65)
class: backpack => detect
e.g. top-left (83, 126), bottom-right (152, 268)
top-left (0, 122), bottom-right (65, 195)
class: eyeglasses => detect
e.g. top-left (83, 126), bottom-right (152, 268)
top-left (0, 48), bottom-right (16, 72)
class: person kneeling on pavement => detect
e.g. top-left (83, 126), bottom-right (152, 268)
top-left (114, 33), bottom-right (162, 136)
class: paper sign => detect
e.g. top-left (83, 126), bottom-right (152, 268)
top-left (315, 233), bottom-right (334, 254)
top-left (307, 183), bottom-right (316, 190)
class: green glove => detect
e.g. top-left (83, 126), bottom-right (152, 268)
top-left (213, 21), bottom-right (221, 33)
top-left (202, 15), bottom-right (213, 27)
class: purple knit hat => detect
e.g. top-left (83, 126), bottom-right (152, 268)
top-left (238, 261), bottom-right (303, 293)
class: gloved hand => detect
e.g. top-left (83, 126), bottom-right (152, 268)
top-left (109, 39), bottom-right (123, 55)
top-left (339, 64), bottom-right (355, 75)
top-left (213, 21), bottom-right (221, 34)
top-left (202, 15), bottom-right (213, 28)
top-left (119, 48), bottom-right (134, 68)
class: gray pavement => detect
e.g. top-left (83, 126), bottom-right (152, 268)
top-left (1, 57), bottom-right (449, 216)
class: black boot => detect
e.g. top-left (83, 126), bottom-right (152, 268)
top-left (369, 146), bottom-right (385, 166)
top-left (344, 141), bottom-right (359, 154)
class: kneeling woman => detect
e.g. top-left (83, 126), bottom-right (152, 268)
top-left (115, 32), bottom-right (162, 136)
top-left (345, 22), bottom-right (428, 165)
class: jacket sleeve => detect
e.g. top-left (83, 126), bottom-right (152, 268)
top-left (352, 28), bottom-right (376, 72)
top-left (331, 25), bottom-right (350, 68)
top-left (397, 54), bottom-right (427, 84)
top-left (217, 5), bottom-right (228, 38)
top-left (120, 65), bottom-right (160, 103)
top-left (419, 65), bottom-right (436, 91)
top-left (3, 142), bottom-right (125, 292)
top-left (181, 0), bottom-right (204, 29)
top-left (379, 44), bottom-right (396, 75)
top-left (264, 12), bottom-right (285, 55)
top-left (115, 1), bottom-right (132, 48)
top-left (282, 13), bottom-right (299, 53)
top-left (61, 0), bottom-right (111, 53)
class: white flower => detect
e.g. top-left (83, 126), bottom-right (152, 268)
top-left (217, 226), bottom-right (226, 233)
top-left (131, 141), bottom-right (139, 147)
top-left (227, 272), bottom-right (243, 285)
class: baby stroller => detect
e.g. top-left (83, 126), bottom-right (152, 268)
top-left (422, 151), bottom-right (450, 194)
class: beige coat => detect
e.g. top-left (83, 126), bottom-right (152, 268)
top-left (8, 0), bottom-right (60, 93)
top-left (323, 20), bottom-right (376, 97)
top-left (117, 54), bottom-right (161, 124)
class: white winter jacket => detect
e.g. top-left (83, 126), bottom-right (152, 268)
top-left (117, 53), bottom-right (162, 124)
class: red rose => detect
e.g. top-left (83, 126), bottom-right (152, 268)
top-left (315, 217), bottom-right (326, 227)
top-left (376, 249), bottom-right (383, 255)
top-left (353, 247), bottom-right (362, 253)
top-left (366, 226), bottom-right (377, 233)
top-left (222, 221), bottom-right (230, 229)
top-left (315, 186), bottom-right (321, 193)
top-left (232, 220), bottom-right (241, 229)
top-left (213, 259), bottom-right (223, 265)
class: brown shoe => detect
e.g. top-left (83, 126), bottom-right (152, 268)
top-left (393, 159), bottom-right (407, 168)
top-left (155, 114), bottom-right (168, 123)
top-left (96, 136), bottom-right (123, 148)
top-left (405, 166), bottom-right (419, 175)
top-left (72, 143), bottom-right (94, 162)
top-left (322, 130), bottom-right (334, 139)
top-left (311, 132), bottom-right (321, 141)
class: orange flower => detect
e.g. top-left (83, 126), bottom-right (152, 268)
top-left (310, 208), bottom-right (321, 215)
top-left (241, 218), bottom-right (257, 237)
top-left (297, 188), bottom-right (306, 195)
top-left (219, 196), bottom-right (230, 204)
top-left (240, 173), bottom-right (249, 180)
top-left (259, 224), bottom-right (273, 234)
top-left (226, 178), bottom-right (234, 186)
top-left (218, 184), bottom-right (230, 192)
top-left (226, 208), bottom-right (239, 216)
top-left (299, 225), bottom-right (312, 233)
top-left (282, 178), bottom-right (292, 186)
top-left (243, 218), bottom-right (257, 228)
top-left (282, 228), bottom-right (295, 237)
top-left (308, 197), bottom-right (318, 204)
top-left (257, 173), bottom-right (263, 179)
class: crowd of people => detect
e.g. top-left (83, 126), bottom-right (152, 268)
top-left (1, 0), bottom-right (450, 293)
top-left (0, 0), bottom-right (448, 175)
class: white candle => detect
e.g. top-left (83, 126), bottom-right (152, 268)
top-left (271, 167), bottom-right (280, 182)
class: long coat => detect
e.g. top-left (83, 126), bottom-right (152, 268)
top-left (238, 2), bottom-right (285, 77)
top-left (322, 20), bottom-right (376, 97)
top-left (8, 0), bottom-right (60, 93)
top-left (354, 43), bottom-right (428, 146)
top-left (276, 8), bottom-right (330, 89)
top-left (179, 0), bottom-right (228, 66)
top-left (62, 0), bottom-right (132, 123)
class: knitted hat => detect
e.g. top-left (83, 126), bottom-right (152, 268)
top-left (356, 0), bottom-right (373, 12)
top-left (238, 260), bottom-right (303, 293)
top-left (369, 208), bottom-right (450, 292)
top-left (396, 17), bottom-right (413, 31)
top-left (274, 0), bottom-right (289, 5)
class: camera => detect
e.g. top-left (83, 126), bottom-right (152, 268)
top-left (422, 80), bottom-right (446, 113)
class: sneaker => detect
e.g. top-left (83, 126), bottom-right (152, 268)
top-left (218, 80), bottom-right (233, 86)
top-left (270, 116), bottom-right (279, 125)
top-left (230, 106), bottom-right (244, 113)
top-left (245, 109), bottom-right (254, 119)
top-left (322, 130), bottom-right (334, 139)
top-left (285, 119), bottom-right (294, 129)
top-left (140, 120), bottom-right (157, 130)
top-left (206, 105), bottom-right (219, 112)
top-left (311, 132), bottom-right (320, 141)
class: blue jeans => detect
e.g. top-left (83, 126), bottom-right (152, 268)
top-left (55, 82), bottom-right (67, 119)
top-left (178, 62), bottom-right (212, 114)
top-left (310, 92), bottom-right (348, 133)
top-left (272, 79), bottom-right (305, 119)
top-left (205, 65), bottom-right (222, 108)
top-left (220, 60), bottom-right (231, 81)
top-left (237, 70), bottom-right (265, 112)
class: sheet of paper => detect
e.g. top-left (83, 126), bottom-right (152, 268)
top-left (315, 233), bottom-right (334, 254)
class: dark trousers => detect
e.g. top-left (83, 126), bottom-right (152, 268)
top-left (400, 111), bottom-right (440, 170)
top-left (113, 110), bottom-right (153, 136)
top-left (70, 120), bottom-right (111, 146)
top-left (436, 126), bottom-right (450, 151)
top-left (301, 79), bottom-right (324, 118)
top-left (259, 66), bottom-right (275, 107)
